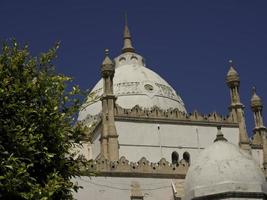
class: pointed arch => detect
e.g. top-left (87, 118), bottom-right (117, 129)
top-left (171, 151), bottom-right (179, 165)
top-left (183, 151), bottom-right (190, 164)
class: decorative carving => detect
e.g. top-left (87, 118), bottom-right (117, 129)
top-left (115, 104), bottom-right (237, 124)
top-left (79, 114), bottom-right (102, 140)
top-left (130, 181), bottom-right (143, 199)
top-left (85, 81), bottom-right (185, 107)
top-left (172, 180), bottom-right (185, 200)
top-left (116, 82), bottom-right (141, 95)
top-left (84, 156), bottom-right (188, 178)
top-left (155, 83), bottom-right (177, 99)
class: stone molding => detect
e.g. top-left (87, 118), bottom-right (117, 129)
top-left (191, 191), bottom-right (267, 200)
top-left (115, 105), bottom-right (237, 125)
top-left (84, 155), bottom-right (188, 178)
top-left (81, 104), bottom-right (239, 140)
top-left (81, 104), bottom-right (238, 126)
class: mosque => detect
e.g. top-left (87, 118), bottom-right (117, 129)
top-left (74, 20), bottom-right (267, 200)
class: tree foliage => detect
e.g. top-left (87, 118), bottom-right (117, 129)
top-left (0, 41), bottom-right (86, 199)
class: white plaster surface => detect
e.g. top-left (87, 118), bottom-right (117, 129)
top-left (75, 35), bottom-right (267, 200)
top-left (252, 148), bottom-right (264, 168)
top-left (73, 176), bottom-right (184, 200)
top-left (184, 140), bottom-right (267, 200)
top-left (78, 52), bottom-right (186, 120)
top-left (91, 133), bottom-right (101, 159)
top-left (115, 121), bottom-right (239, 163)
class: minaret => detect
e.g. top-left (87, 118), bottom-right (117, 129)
top-left (226, 60), bottom-right (250, 151)
top-left (250, 87), bottom-right (267, 176)
top-left (251, 87), bottom-right (265, 130)
top-left (121, 14), bottom-right (135, 53)
top-left (100, 49), bottom-right (119, 161)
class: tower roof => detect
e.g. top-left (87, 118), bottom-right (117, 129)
top-left (227, 60), bottom-right (239, 77)
top-left (226, 60), bottom-right (240, 86)
top-left (101, 49), bottom-right (115, 78)
top-left (121, 15), bottom-right (135, 53)
top-left (102, 49), bottom-right (113, 66)
top-left (251, 87), bottom-right (263, 108)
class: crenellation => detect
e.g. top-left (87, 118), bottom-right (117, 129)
top-left (85, 155), bottom-right (188, 178)
top-left (115, 104), bottom-right (236, 124)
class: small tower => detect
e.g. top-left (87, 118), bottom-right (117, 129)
top-left (100, 49), bottom-right (119, 161)
top-left (226, 60), bottom-right (250, 152)
top-left (250, 87), bottom-right (267, 176)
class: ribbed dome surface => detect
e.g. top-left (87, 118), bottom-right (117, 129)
top-left (78, 52), bottom-right (186, 121)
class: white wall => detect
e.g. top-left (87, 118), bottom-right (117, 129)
top-left (252, 148), bottom-right (264, 168)
top-left (73, 176), bottom-right (183, 200)
top-left (115, 121), bottom-right (239, 163)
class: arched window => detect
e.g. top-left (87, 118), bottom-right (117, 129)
top-left (171, 151), bottom-right (179, 165)
top-left (183, 152), bottom-right (190, 164)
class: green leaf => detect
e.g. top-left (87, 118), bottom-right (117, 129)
top-left (0, 40), bottom-right (87, 199)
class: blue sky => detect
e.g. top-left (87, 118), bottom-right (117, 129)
top-left (1, 0), bottom-right (267, 135)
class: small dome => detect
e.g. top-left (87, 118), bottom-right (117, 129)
top-left (251, 87), bottom-right (263, 109)
top-left (227, 66), bottom-right (238, 77)
top-left (78, 52), bottom-right (186, 120)
top-left (226, 66), bottom-right (240, 85)
top-left (184, 129), bottom-right (266, 200)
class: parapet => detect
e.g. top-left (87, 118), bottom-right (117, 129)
top-left (83, 155), bottom-right (188, 178)
top-left (115, 105), bottom-right (237, 126)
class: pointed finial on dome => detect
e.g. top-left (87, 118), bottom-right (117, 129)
top-left (105, 48), bottom-right (109, 55)
top-left (101, 48), bottom-right (115, 78)
top-left (122, 13), bottom-right (135, 53)
top-left (227, 60), bottom-right (239, 77)
top-left (252, 86), bottom-right (256, 95)
top-left (125, 12), bottom-right (128, 27)
top-left (102, 48), bottom-right (113, 66)
top-left (251, 86), bottom-right (263, 108)
top-left (214, 126), bottom-right (228, 142)
top-left (226, 59), bottom-right (240, 87)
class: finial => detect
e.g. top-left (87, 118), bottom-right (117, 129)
top-left (122, 14), bottom-right (135, 53)
top-left (251, 86), bottom-right (262, 107)
top-left (102, 48), bottom-right (113, 66)
top-left (226, 59), bottom-right (239, 78)
top-left (214, 126), bottom-right (228, 142)
top-left (228, 59), bottom-right (235, 68)
top-left (105, 48), bottom-right (109, 56)
top-left (252, 86), bottom-right (256, 95)
top-left (125, 12), bottom-right (128, 27)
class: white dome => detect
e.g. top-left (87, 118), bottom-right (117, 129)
top-left (79, 52), bottom-right (186, 121)
top-left (184, 134), bottom-right (266, 199)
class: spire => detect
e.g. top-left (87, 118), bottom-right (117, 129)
top-left (122, 13), bottom-right (135, 53)
top-left (214, 126), bottom-right (228, 142)
top-left (252, 86), bottom-right (256, 95)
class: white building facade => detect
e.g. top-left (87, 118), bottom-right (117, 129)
top-left (74, 21), bottom-right (267, 200)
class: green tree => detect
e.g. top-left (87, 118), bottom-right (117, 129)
top-left (0, 41), bottom-right (86, 199)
